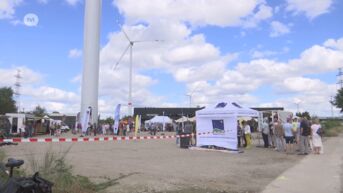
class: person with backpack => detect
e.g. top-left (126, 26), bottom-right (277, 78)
top-left (299, 117), bottom-right (311, 155)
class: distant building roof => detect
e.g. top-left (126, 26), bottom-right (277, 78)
top-left (251, 107), bottom-right (284, 111)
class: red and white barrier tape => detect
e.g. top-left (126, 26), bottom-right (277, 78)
top-left (0, 132), bottom-right (212, 143)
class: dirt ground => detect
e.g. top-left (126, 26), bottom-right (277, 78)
top-left (2, 132), bottom-right (302, 193)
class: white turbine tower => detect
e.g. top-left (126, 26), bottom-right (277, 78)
top-left (113, 27), bottom-right (162, 116)
top-left (81, 0), bottom-right (101, 125)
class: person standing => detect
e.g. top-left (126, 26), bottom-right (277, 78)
top-left (283, 118), bottom-right (294, 154)
top-left (299, 117), bottom-right (311, 155)
top-left (311, 119), bottom-right (323, 154)
top-left (242, 121), bottom-right (251, 148)
top-left (262, 118), bottom-right (270, 148)
top-left (50, 123), bottom-right (55, 136)
top-left (237, 120), bottom-right (242, 148)
top-left (292, 118), bottom-right (300, 150)
top-left (274, 119), bottom-right (285, 152)
top-left (269, 117), bottom-right (276, 148)
top-left (123, 123), bottom-right (128, 136)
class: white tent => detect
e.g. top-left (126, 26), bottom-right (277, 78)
top-left (175, 116), bottom-right (193, 123)
top-left (196, 102), bottom-right (259, 150)
top-left (145, 116), bottom-right (173, 124)
top-left (145, 116), bottom-right (173, 131)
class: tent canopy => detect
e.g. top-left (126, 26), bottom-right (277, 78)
top-left (196, 101), bottom-right (259, 150)
top-left (196, 101), bottom-right (259, 118)
top-left (175, 116), bottom-right (194, 123)
top-left (145, 116), bottom-right (173, 124)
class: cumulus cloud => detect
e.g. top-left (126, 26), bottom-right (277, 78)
top-left (65, 0), bottom-right (81, 6)
top-left (277, 77), bottom-right (330, 94)
top-left (182, 37), bottom-right (343, 115)
top-left (243, 4), bottom-right (273, 28)
top-left (114, 0), bottom-right (272, 27)
top-left (324, 38), bottom-right (343, 50)
top-left (286, 0), bottom-right (333, 19)
top-left (68, 48), bottom-right (82, 58)
top-left (270, 21), bottom-right (290, 37)
top-left (37, 0), bottom-right (48, 4)
top-left (0, 0), bottom-right (22, 19)
top-left (24, 86), bottom-right (79, 103)
top-left (0, 66), bottom-right (81, 114)
top-left (0, 66), bottom-right (43, 87)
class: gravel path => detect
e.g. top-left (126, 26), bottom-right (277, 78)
top-left (3, 132), bottom-right (302, 193)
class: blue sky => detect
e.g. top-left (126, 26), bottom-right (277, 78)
top-left (1, 0), bottom-right (343, 117)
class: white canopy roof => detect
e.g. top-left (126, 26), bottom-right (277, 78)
top-left (145, 116), bottom-right (173, 124)
top-left (196, 101), bottom-right (259, 117)
top-left (175, 116), bottom-right (194, 123)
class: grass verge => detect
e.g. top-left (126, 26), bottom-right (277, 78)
top-left (27, 146), bottom-right (121, 193)
top-left (321, 120), bottom-right (343, 137)
top-left (0, 146), bottom-right (119, 193)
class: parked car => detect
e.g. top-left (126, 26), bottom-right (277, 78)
top-left (60, 124), bottom-right (70, 132)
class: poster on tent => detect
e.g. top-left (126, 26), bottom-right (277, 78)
top-left (196, 116), bottom-right (237, 150)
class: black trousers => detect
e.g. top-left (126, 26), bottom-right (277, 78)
top-left (237, 135), bottom-right (241, 147)
top-left (262, 133), bottom-right (269, 148)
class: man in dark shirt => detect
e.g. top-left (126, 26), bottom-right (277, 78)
top-left (299, 117), bottom-right (311, 155)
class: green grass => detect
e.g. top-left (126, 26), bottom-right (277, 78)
top-left (0, 147), bottom-right (118, 193)
top-left (321, 120), bottom-right (343, 137)
top-left (27, 146), bottom-right (120, 193)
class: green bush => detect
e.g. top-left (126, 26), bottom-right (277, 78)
top-left (321, 120), bottom-right (343, 137)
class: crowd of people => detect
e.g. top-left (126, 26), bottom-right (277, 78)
top-left (257, 116), bottom-right (324, 155)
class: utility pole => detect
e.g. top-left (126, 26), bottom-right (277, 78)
top-left (337, 68), bottom-right (343, 89)
top-left (14, 69), bottom-right (21, 113)
top-left (330, 96), bottom-right (334, 117)
top-left (186, 94), bottom-right (191, 107)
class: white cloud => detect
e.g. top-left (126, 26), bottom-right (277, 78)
top-left (251, 47), bottom-right (289, 59)
top-left (115, 0), bottom-right (272, 27)
top-left (252, 50), bottom-right (278, 59)
top-left (0, 0), bottom-right (22, 19)
top-left (24, 86), bottom-right (79, 103)
top-left (0, 66), bottom-right (81, 114)
top-left (278, 77), bottom-right (329, 94)
top-left (0, 66), bottom-right (42, 88)
top-left (166, 35), bottom-right (219, 64)
top-left (65, 0), bottom-right (81, 6)
top-left (243, 3), bottom-right (273, 28)
top-left (68, 48), bottom-right (82, 58)
top-left (324, 38), bottom-right (343, 51)
top-left (37, 0), bottom-right (48, 4)
top-left (270, 21), bottom-right (290, 37)
top-left (290, 44), bottom-right (343, 74)
top-left (286, 0), bottom-right (333, 19)
top-left (10, 19), bottom-right (22, 26)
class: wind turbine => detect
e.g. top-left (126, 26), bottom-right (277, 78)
top-left (112, 26), bottom-right (162, 116)
top-left (185, 84), bottom-right (200, 108)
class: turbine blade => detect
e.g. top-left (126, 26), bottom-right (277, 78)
top-left (112, 44), bottom-right (131, 70)
top-left (133, 39), bottom-right (164, 43)
top-left (121, 27), bottom-right (131, 42)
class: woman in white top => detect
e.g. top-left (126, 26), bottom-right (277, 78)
top-left (311, 119), bottom-right (323, 154)
top-left (242, 121), bottom-right (251, 148)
